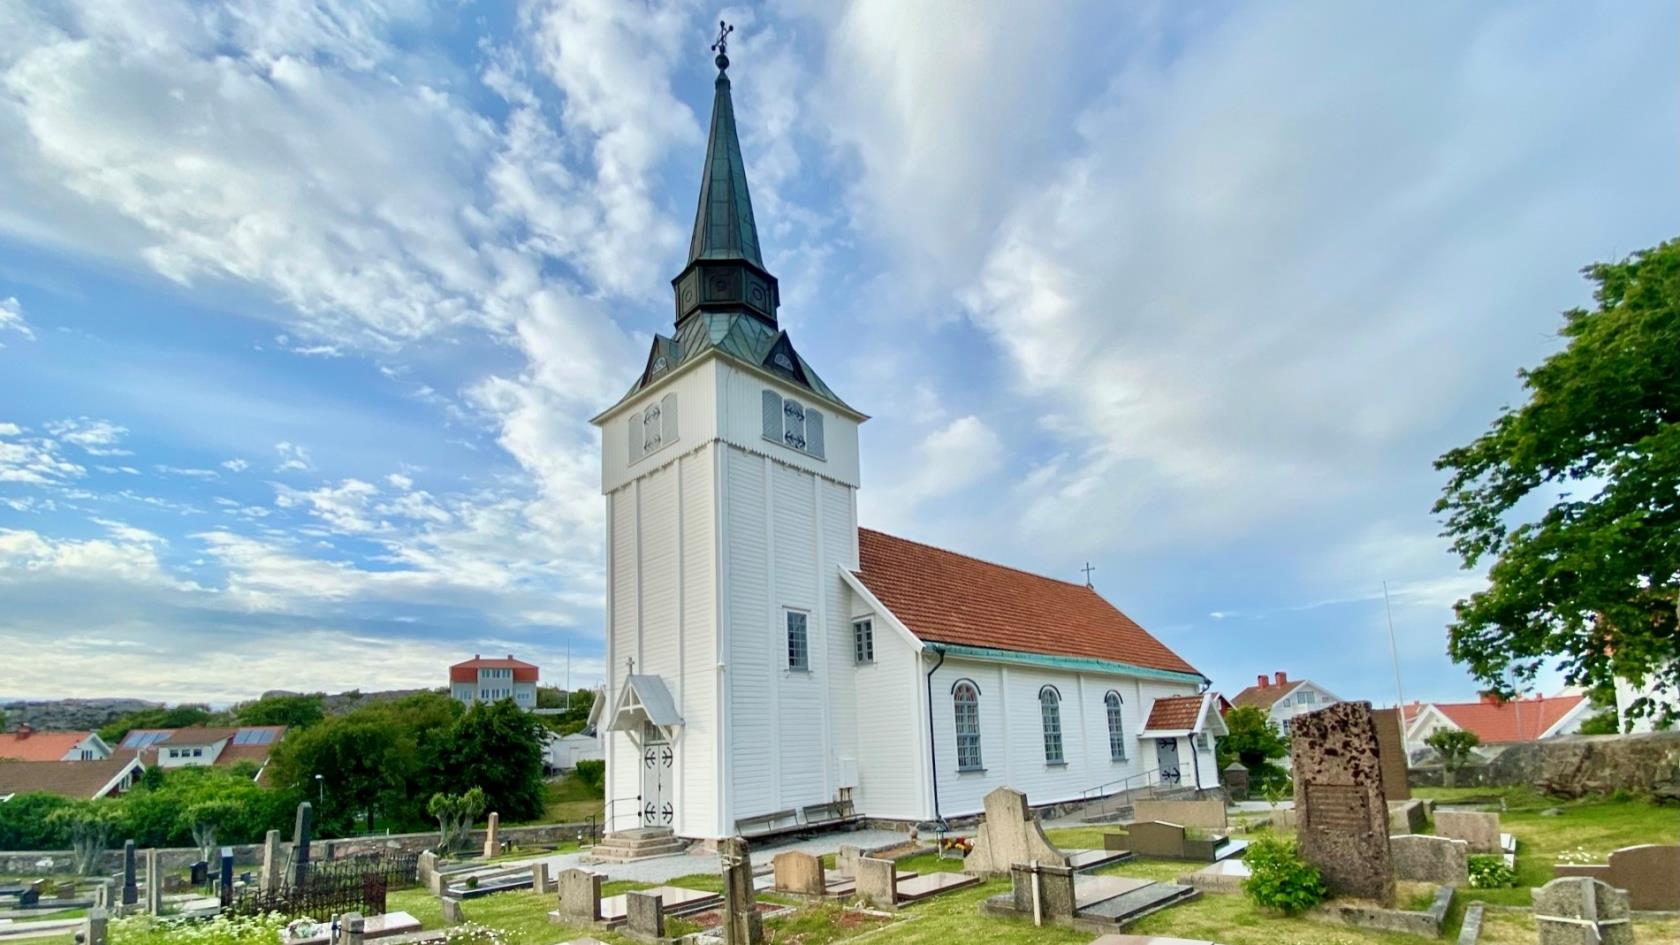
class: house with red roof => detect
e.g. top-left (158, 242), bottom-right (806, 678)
top-left (1228, 671), bottom-right (1343, 735)
top-left (449, 654), bottom-right (539, 709)
top-left (586, 47), bottom-right (1217, 842)
top-left (1403, 692), bottom-right (1591, 753)
top-left (0, 725), bottom-right (111, 762)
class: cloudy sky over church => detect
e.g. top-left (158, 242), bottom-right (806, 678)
top-left (1, 1), bottom-right (1674, 704)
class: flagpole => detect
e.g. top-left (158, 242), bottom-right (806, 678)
top-left (1384, 581), bottom-right (1406, 710)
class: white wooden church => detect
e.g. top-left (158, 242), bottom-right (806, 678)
top-left (591, 41), bottom-right (1222, 842)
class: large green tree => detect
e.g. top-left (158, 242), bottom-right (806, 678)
top-left (232, 693), bottom-right (326, 730)
top-left (1435, 239), bottom-right (1680, 727)
top-left (436, 699), bottom-right (548, 821)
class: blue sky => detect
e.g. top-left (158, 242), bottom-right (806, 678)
top-left (1, 1), bottom-right (1676, 706)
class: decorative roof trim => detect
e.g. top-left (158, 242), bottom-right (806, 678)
top-left (926, 642), bottom-right (1206, 686)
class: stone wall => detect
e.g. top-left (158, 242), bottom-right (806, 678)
top-left (0, 821), bottom-right (593, 877)
top-left (1405, 732), bottom-right (1680, 799)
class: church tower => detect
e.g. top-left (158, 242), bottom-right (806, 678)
top-left (591, 27), bottom-right (867, 842)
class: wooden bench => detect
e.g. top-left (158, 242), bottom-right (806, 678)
top-left (800, 800), bottom-right (859, 829)
top-left (736, 808), bottom-right (800, 840)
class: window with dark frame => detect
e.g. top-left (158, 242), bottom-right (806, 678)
top-left (786, 610), bottom-right (809, 670)
top-left (954, 681), bottom-right (982, 771)
top-left (852, 618), bottom-right (874, 663)
top-left (1040, 686), bottom-right (1064, 764)
top-left (1104, 690), bottom-right (1127, 761)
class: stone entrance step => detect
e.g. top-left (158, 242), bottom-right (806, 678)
top-left (589, 829), bottom-right (690, 863)
top-left (1077, 882), bottom-right (1198, 925)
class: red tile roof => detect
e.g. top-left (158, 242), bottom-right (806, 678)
top-left (0, 757), bottom-right (143, 799)
top-left (1428, 694), bottom-right (1586, 743)
top-left (1143, 694), bottom-right (1206, 731)
top-left (449, 655), bottom-right (540, 683)
top-left (1230, 683), bottom-right (1295, 712)
top-left (0, 730), bottom-right (97, 762)
top-left (854, 529), bottom-right (1201, 677)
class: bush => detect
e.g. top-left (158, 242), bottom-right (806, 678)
top-left (572, 759), bottom-right (605, 794)
top-left (1242, 835), bottom-right (1327, 915)
top-left (0, 793), bottom-right (75, 848)
top-left (111, 911), bottom-right (288, 945)
top-left (1467, 855), bottom-right (1517, 888)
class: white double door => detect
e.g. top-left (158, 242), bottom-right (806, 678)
top-left (639, 731), bottom-right (674, 828)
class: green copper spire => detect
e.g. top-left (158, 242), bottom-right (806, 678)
top-left (672, 21), bottom-right (779, 328)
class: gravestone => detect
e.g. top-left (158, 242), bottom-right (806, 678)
top-left (771, 851), bottom-right (826, 896)
top-left (719, 837), bottom-right (762, 945)
top-left (624, 891), bottom-right (664, 941)
top-left (1554, 843), bottom-right (1680, 911)
top-left (1533, 876), bottom-right (1633, 945)
top-left (855, 857), bottom-right (897, 908)
top-left (1133, 799), bottom-right (1227, 830)
top-left (440, 897), bottom-right (465, 926)
top-left (1434, 810), bottom-right (1500, 854)
top-left (482, 812), bottom-right (500, 859)
top-left (341, 912), bottom-right (364, 945)
top-left (1008, 862), bottom-right (1076, 924)
top-left (219, 848), bottom-right (235, 907)
top-left (143, 849), bottom-right (162, 914)
top-left (555, 868), bottom-right (603, 922)
top-left (292, 802), bottom-right (314, 887)
top-left (191, 860), bottom-right (210, 888)
top-left (320, 841), bottom-right (335, 863)
top-left (835, 845), bottom-right (863, 877)
top-left (1290, 701), bottom-right (1395, 904)
top-left (416, 850), bottom-right (437, 890)
top-left (964, 787), bottom-right (1070, 875)
top-left (1388, 835), bottom-right (1468, 885)
top-left (93, 880), bottom-right (109, 910)
top-left (85, 907), bottom-right (108, 945)
top-left (258, 829), bottom-right (281, 892)
top-left (1125, 821), bottom-right (1189, 859)
top-left (1222, 762), bottom-right (1250, 801)
top-left (121, 841), bottom-right (137, 907)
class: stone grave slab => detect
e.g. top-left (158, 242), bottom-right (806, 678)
top-left (1178, 859), bottom-right (1249, 894)
top-left (286, 912), bottom-right (421, 945)
top-left (598, 887), bottom-right (719, 926)
top-left (770, 851), bottom-right (826, 896)
top-left (1554, 842), bottom-right (1680, 911)
top-left (1533, 876), bottom-right (1633, 945)
top-left (1066, 848), bottom-right (1130, 870)
top-left (893, 871), bottom-right (980, 902)
top-left (964, 786), bottom-right (1069, 875)
top-left (1434, 810), bottom-right (1500, 854)
top-left (1074, 875), bottom-right (1156, 910)
top-left (1133, 800), bottom-right (1227, 830)
top-left (1076, 882), bottom-right (1198, 924)
top-left (1389, 834), bottom-right (1468, 885)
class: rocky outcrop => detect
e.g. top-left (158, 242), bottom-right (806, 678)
top-left (0, 698), bottom-right (161, 731)
top-left (1407, 732), bottom-right (1680, 798)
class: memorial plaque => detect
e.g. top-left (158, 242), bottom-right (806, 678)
top-left (1305, 784), bottom-right (1368, 833)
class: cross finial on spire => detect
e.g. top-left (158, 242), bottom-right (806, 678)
top-left (1081, 562), bottom-right (1096, 588)
top-left (711, 20), bottom-right (734, 72)
top-left (626, 656), bottom-right (635, 674)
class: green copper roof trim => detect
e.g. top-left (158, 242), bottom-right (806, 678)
top-left (689, 70), bottom-right (762, 266)
top-left (927, 643), bottom-right (1206, 685)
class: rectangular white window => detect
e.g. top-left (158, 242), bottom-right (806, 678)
top-left (786, 611), bottom-right (809, 670)
top-left (852, 618), bottom-right (874, 664)
top-left (1299, 689), bottom-right (1317, 704)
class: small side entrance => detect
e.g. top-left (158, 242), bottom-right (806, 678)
top-left (639, 724), bottom-right (674, 828)
top-left (1155, 737), bottom-right (1181, 785)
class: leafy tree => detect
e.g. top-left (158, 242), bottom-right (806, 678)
top-left (180, 798), bottom-right (243, 860)
top-left (0, 707), bottom-right (7, 731)
top-left (1425, 728), bottom-right (1481, 787)
top-left (1435, 239), bottom-right (1680, 728)
top-left (1219, 706), bottom-right (1288, 769)
top-left (232, 694), bottom-right (325, 730)
top-left (0, 793), bottom-right (74, 849)
top-left (49, 800), bottom-right (120, 875)
top-left (435, 700), bottom-right (547, 821)
top-left (119, 765), bottom-right (292, 847)
top-left (426, 787), bottom-right (487, 853)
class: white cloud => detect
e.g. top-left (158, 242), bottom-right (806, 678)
top-left (0, 423), bottom-right (85, 484)
top-left (273, 441), bottom-right (313, 473)
top-left (0, 296), bottom-right (33, 341)
top-left (220, 458), bottom-right (249, 472)
top-left (154, 464), bottom-right (220, 480)
top-left (862, 415), bottom-right (1003, 532)
top-left (45, 417), bottom-right (130, 456)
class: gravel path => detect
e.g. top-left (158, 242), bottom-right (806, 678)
top-left (496, 828), bottom-right (912, 885)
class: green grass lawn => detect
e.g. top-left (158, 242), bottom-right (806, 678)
top-left (524, 773), bottom-right (604, 825)
top-left (378, 787), bottom-right (1674, 945)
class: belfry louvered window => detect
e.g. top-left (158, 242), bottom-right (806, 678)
top-left (1105, 691), bottom-right (1127, 761)
top-left (1040, 686), bottom-right (1065, 764)
top-left (953, 681), bottom-right (982, 771)
top-left (759, 389), bottom-right (826, 460)
top-left (629, 393), bottom-right (678, 463)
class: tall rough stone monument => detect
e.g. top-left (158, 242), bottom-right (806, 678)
top-left (1290, 701), bottom-right (1395, 904)
top-left (292, 802), bottom-right (314, 888)
top-left (143, 849), bottom-right (162, 915)
top-left (719, 837), bottom-right (763, 945)
top-left (1533, 876), bottom-right (1634, 945)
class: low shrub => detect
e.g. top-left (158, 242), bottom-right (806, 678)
top-left (110, 911), bottom-right (288, 945)
top-left (572, 759), bottom-right (605, 794)
top-left (1467, 855), bottom-right (1516, 888)
top-left (1241, 835), bottom-right (1327, 915)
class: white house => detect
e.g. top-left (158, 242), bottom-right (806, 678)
top-left (1614, 663), bottom-right (1679, 733)
top-left (119, 726), bottom-right (285, 781)
top-left (547, 731), bottom-right (604, 772)
top-left (590, 45), bottom-right (1219, 842)
top-left (0, 726), bottom-right (111, 762)
top-left (1228, 672), bottom-right (1341, 735)
top-left (449, 654), bottom-right (539, 709)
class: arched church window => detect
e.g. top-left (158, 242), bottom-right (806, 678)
top-left (1104, 691), bottom-right (1126, 761)
top-left (953, 681), bottom-right (982, 771)
top-left (1040, 686), bottom-right (1065, 764)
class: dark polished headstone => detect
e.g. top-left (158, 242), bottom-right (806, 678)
top-left (292, 802), bottom-right (314, 887)
top-left (120, 841), bottom-right (137, 907)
